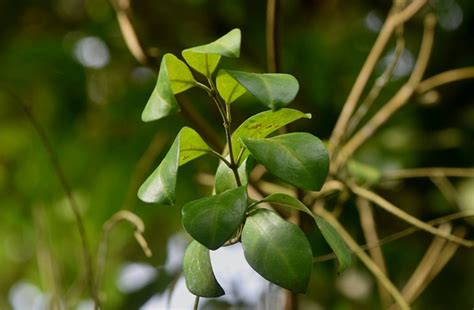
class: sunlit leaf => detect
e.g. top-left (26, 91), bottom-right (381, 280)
top-left (255, 193), bottom-right (351, 272)
top-left (214, 157), bottom-right (253, 194)
top-left (241, 209), bottom-right (312, 293)
top-left (231, 108), bottom-right (311, 163)
top-left (182, 186), bottom-right (247, 250)
top-left (241, 133), bottom-right (329, 191)
top-left (225, 70), bottom-right (299, 110)
top-left (137, 127), bottom-right (209, 204)
top-left (183, 240), bottom-right (225, 297)
top-left (182, 29), bottom-right (241, 77)
top-left (142, 53), bottom-right (196, 122)
top-left (216, 69), bottom-right (247, 104)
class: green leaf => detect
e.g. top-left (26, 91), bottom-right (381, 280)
top-left (216, 70), bottom-right (247, 104)
top-left (347, 159), bottom-right (381, 186)
top-left (214, 157), bottom-right (253, 194)
top-left (137, 127), bottom-right (209, 204)
top-left (225, 70), bottom-right (299, 110)
top-left (241, 209), bottom-right (312, 293)
top-left (142, 53), bottom-right (196, 122)
top-left (231, 108), bottom-right (311, 163)
top-left (183, 240), bottom-right (225, 297)
top-left (255, 193), bottom-right (351, 272)
top-left (314, 216), bottom-right (351, 272)
top-left (241, 133), bottom-right (329, 191)
top-left (182, 29), bottom-right (241, 77)
top-left (182, 186), bottom-right (247, 250)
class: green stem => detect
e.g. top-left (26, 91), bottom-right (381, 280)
top-left (207, 78), bottom-right (242, 187)
top-left (193, 296), bottom-right (200, 310)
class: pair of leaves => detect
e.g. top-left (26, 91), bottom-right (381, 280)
top-left (213, 108), bottom-right (311, 193)
top-left (256, 193), bottom-right (351, 272)
top-left (137, 127), bottom-right (209, 205)
top-left (143, 29), bottom-right (241, 122)
top-left (216, 70), bottom-right (299, 110)
top-left (242, 132), bottom-right (329, 191)
top-left (182, 186), bottom-right (247, 250)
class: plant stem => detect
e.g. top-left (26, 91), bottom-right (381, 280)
top-left (266, 0), bottom-right (280, 73)
top-left (207, 78), bottom-right (242, 187)
top-left (193, 296), bottom-right (200, 310)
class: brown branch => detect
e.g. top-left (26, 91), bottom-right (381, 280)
top-left (315, 208), bottom-right (410, 310)
top-left (333, 14), bottom-right (436, 171)
top-left (381, 167), bottom-right (474, 180)
top-left (417, 67), bottom-right (474, 94)
top-left (349, 183), bottom-right (474, 247)
top-left (328, 0), bottom-right (427, 155)
top-left (356, 197), bottom-right (392, 307)
top-left (266, 0), bottom-right (280, 73)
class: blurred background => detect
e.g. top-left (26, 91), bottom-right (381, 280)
top-left (0, 0), bottom-right (473, 309)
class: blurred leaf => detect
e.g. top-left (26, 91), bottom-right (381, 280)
top-left (138, 127), bottom-right (209, 204)
top-left (225, 70), bottom-right (299, 109)
top-left (216, 69), bottom-right (247, 104)
top-left (182, 186), bottom-right (247, 250)
top-left (214, 157), bottom-right (253, 194)
top-left (183, 240), bottom-right (225, 297)
top-left (347, 159), bottom-right (381, 186)
top-left (231, 108), bottom-right (311, 162)
top-left (241, 209), bottom-right (312, 293)
top-left (182, 28), bottom-right (241, 77)
top-left (142, 53), bottom-right (196, 122)
top-left (241, 133), bottom-right (329, 190)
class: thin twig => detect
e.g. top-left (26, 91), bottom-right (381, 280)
top-left (334, 14), bottom-right (436, 171)
top-left (349, 184), bottom-right (474, 247)
top-left (313, 210), bottom-right (474, 263)
top-left (381, 167), bottom-right (474, 180)
top-left (328, 0), bottom-right (427, 155)
top-left (397, 223), bottom-right (451, 305)
top-left (430, 175), bottom-right (459, 206)
top-left (315, 208), bottom-right (410, 310)
top-left (95, 210), bottom-right (152, 302)
top-left (6, 91), bottom-right (101, 309)
top-left (356, 197), bottom-right (392, 307)
top-left (416, 66), bottom-right (474, 94)
top-left (266, 0), bottom-right (280, 73)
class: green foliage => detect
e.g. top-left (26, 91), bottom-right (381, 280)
top-left (142, 53), bottom-right (196, 122)
top-left (242, 133), bottom-right (329, 191)
top-left (224, 70), bottom-right (299, 110)
top-left (242, 209), bottom-right (313, 293)
top-left (182, 28), bottom-right (241, 77)
top-left (137, 127), bottom-right (209, 204)
top-left (253, 193), bottom-right (351, 272)
top-left (231, 108), bottom-right (311, 162)
top-left (182, 186), bottom-right (247, 250)
top-left (183, 240), bottom-right (225, 297)
top-left (137, 29), bottom-right (348, 298)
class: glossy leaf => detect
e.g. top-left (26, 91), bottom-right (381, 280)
top-left (142, 53), bottom-right (196, 122)
top-left (182, 186), bottom-right (247, 250)
top-left (138, 127), bottom-right (209, 205)
top-left (241, 133), bottom-right (329, 191)
top-left (214, 157), bottom-right (253, 194)
top-left (231, 108), bottom-right (311, 163)
top-left (241, 209), bottom-right (312, 293)
top-left (216, 70), bottom-right (247, 104)
top-left (255, 193), bottom-right (351, 272)
top-left (225, 70), bottom-right (299, 110)
top-left (182, 29), bottom-right (241, 77)
top-left (183, 240), bottom-right (224, 297)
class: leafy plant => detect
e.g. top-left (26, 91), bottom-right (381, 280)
top-left (137, 29), bottom-right (350, 297)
